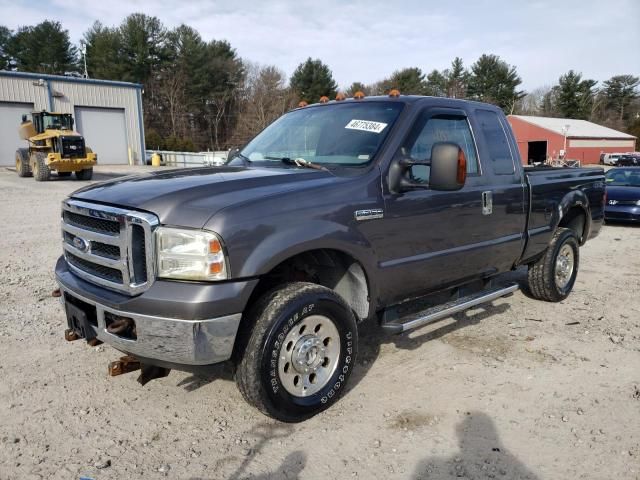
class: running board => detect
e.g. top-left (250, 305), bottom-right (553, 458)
top-left (381, 283), bottom-right (519, 334)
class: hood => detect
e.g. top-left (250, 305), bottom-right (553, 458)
top-left (71, 166), bottom-right (336, 228)
top-left (606, 185), bottom-right (640, 202)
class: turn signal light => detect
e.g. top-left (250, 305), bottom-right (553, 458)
top-left (389, 89), bottom-right (400, 97)
top-left (457, 149), bottom-right (467, 184)
top-left (209, 238), bottom-right (222, 254)
top-left (209, 262), bottom-right (224, 275)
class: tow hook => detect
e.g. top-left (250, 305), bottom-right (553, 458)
top-left (64, 329), bottom-right (102, 346)
top-left (64, 329), bottom-right (80, 341)
top-left (108, 355), bottom-right (171, 386)
top-left (108, 355), bottom-right (141, 376)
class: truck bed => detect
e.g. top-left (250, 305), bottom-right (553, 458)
top-left (521, 166), bottom-right (605, 263)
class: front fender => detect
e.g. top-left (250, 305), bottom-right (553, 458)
top-left (234, 219), bottom-right (378, 299)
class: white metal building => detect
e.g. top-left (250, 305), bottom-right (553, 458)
top-left (0, 71), bottom-right (145, 165)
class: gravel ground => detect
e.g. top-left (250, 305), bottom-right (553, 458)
top-left (0, 165), bottom-right (639, 480)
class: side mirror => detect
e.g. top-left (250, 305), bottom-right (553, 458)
top-left (388, 142), bottom-right (467, 193)
top-left (228, 147), bottom-right (240, 161)
top-left (21, 114), bottom-right (27, 123)
top-left (429, 142), bottom-right (467, 191)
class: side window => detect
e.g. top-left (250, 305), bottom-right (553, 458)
top-left (475, 109), bottom-right (515, 175)
top-left (402, 113), bottom-right (479, 183)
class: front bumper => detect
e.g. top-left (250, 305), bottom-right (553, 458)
top-left (605, 205), bottom-right (640, 222)
top-left (56, 256), bottom-right (258, 366)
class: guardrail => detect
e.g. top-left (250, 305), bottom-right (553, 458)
top-left (145, 150), bottom-right (228, 167)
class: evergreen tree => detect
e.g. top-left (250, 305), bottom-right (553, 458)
top-left (602, 74), bottom-right (639, 121)
top-left (383, 67), bottom-right (426, 94)
top-left (467, 54), bottom-right (524, 111)
top-left (290, 58), bottom-right (338, 103)
top-left (8, 20), bottom-right (77, 74)
top-left (424, 69), bottom-right (447, 96)
top-left (446, 57), bottom-right (468, 98)
top-left (117, 13), bottom-right (168, 84)
top-left (346, 81), bottom-right (368, 96)
top-left (552, 70), bottom-right (597, 119)
top-left (83, 22), bottom-right (123, 79)
top-left (0, 26), bottom-right (12, 70)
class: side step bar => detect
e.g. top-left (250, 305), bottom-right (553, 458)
top-left (381, 283), bottom-right (519, 334)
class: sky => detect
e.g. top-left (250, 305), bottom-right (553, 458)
top-left (2, 0), bottom-right (639, 91)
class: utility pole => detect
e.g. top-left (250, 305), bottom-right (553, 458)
top-left (80, 40), bottom-right (89, 79)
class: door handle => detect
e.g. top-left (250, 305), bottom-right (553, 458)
top-left (482, 191), bottom-right (493, 215)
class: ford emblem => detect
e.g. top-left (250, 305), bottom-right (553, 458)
top-left (72, 236), bottom-right (89, 252)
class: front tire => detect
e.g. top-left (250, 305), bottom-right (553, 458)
top-left (32, 152), bottom-right (50, 181)
top-left (236, 282), bottom-right (358, 422)
top-left (527, 227), bottom-right (579, 302)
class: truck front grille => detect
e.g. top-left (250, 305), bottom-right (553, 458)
top-left (60, 136), bottom-right (87, 158)
top-left (61, 200), bottom-right (158, 295)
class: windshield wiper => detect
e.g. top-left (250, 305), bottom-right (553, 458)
top-left (264, 156), bottom-right (328, 171)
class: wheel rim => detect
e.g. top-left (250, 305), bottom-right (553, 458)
top-left (555, 244), bottom-right (574, 289)
top-left (278, 314), bottom-right (341, 397)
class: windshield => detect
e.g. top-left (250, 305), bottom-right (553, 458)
top-left (606, 168), bottom-right (640, 186)
top-left (42, 113), bottom-right (73, 130)
top-left (240, 102), bottom-right (404, 166)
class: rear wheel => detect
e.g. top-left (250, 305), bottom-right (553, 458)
top-left (32, 152), bottom-right (50, 181)
top-left (527, 227), bottom-right (579, 302)
top-left (236, 282), bottom-right (358, 422)
top-left (16, 150), bottom-right (31, 177)
top-left (75, 168), bottom-right (93, 180)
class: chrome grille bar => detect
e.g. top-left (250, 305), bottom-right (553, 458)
top-left (61, 199), bottom-right (158, 295)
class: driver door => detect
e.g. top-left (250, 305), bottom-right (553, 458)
top-left (375, 107), bottom-right (495, 304)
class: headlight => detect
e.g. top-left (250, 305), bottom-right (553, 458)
top-left (155, 227), bottom-right (227, 281)
top-left (636, 200), bottom-right (640, 206)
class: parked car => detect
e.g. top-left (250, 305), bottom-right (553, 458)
top-left (56, 95), bottom-right (605, 421)
top-left (604, 167), bottom-right (640, 222)
top-left (602, 153), bottom-right (624, 166)
top-left (617, 153), bottom-right (640, 167)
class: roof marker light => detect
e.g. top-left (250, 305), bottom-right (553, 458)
top-left (319, 96), bottom-right (329, 103)
top-left (298, 101), bottom-right (308, 108)
top-left (335, 92), bottom-right (346, 101)
top-left (389, 89), bottom-right (400, 98)
top-left (353, 91), bottom-right (365, 99)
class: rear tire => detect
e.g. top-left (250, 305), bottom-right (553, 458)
top-left (32, 152), bottom-right (50, 181)
top-left (75, 168), bottom-right (93, 180)
top-left (527, 227), bottom-right (579, 302)
top-left (236, 282), bottom-right (358, 422)
top-left (16, 150), bottom-right (32, 177)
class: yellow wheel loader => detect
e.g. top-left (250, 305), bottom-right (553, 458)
top-left (16, 111), bottom-right (97, 181)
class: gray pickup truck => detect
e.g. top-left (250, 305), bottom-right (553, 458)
top-left (56, 94), bottom-right (605, 421)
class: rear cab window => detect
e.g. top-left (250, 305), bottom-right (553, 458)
top-left (475, 109), bottom-right (515, 175)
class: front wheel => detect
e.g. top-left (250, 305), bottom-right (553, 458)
top-left (236, 282), bottom-right (358, 422)
top-left (527, 227), bottom-right (579, 302)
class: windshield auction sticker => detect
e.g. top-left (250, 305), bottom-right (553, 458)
top-left (345, 119), bottom-right (388, 134)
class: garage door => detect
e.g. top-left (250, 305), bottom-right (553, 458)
top-left (0, 102), bottom-right (34, 166)
top-left (75, 107), bottom-right (128, 164)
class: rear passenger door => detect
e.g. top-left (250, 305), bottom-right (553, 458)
top-left (469, 108), bottom-right (527, 272)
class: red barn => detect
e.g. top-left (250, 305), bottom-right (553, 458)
top-left (507, 115), bottom-right (637, 165)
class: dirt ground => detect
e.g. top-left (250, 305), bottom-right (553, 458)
top-left (0, 165), bottom-right (638, 480)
